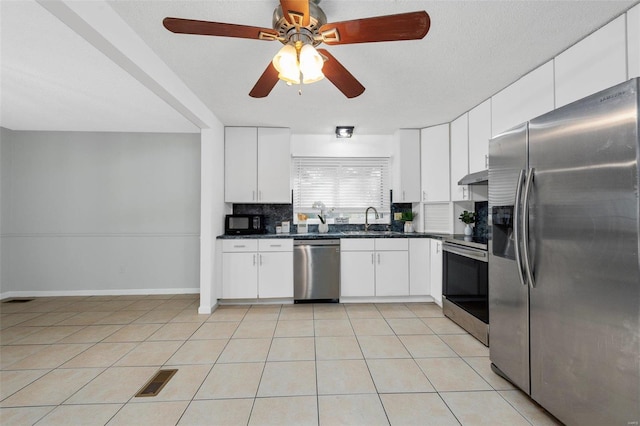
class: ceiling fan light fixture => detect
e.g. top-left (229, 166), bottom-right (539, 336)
top-left (272, 44), bottom-right (299, 83)
top-left (299, 44), bottom-right (325, 84)
top-left (335, 126), bottom-right (354, 138)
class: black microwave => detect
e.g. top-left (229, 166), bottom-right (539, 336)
top-left (225, 214), bottom-right (266, 235)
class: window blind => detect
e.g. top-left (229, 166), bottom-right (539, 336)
top-left (292, 157), bottom-right (391, 221)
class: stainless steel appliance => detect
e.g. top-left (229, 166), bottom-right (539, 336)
top-left (224, 214), bottom-right (266, 235)
top-left (489, 78), bottom-right (640, 425)
top-left (442, 237), bottom-right (489, 345)
top-left (293, 239), bottom-right (340, 302)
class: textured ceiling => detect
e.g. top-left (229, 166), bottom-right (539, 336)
top-left (1, 1), bottom-right (637, 134)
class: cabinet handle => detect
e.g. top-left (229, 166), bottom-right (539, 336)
top-left (485, 154), bottom-right (489, 168)
top-left (258, 190), bottom-right (262, 201)
top-left (253, 254), bottom-right (256, 266)
top-left (252, 190), bottom-right (256, 201)
top-left (422, 191), bottom-right (427, 201)
top-left (270, 244), bottom-right (282, 248)
top-left (233, 245), bottom-right (246, 248)
top-left (402, 190), bottom-right (406, 201)
top-left (259, 254), bottom-right (263, 266)
top-left (377, 253), bottom-right (381, 265)
top-left (371, 253), bottom-right (375, 265)
top-left (437, 243), bottom-right (441, 254)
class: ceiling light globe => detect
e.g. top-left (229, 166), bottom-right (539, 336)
top-left (299, 44), bottom-right (325, 84)
top-left (272, 44), bottom-right (300, 83)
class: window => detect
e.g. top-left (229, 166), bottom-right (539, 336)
top-left (292, 157), bottom-right (391, 224)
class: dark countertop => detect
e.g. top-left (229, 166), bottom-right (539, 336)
top-left (218, 231), bottom-right (450, 240)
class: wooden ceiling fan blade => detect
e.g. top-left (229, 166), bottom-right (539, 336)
top-left (163, 17), bottom-right (279, 41)
top-left (249, 62), bottom-right (280, 98)
top-left (319, 11), bottom-right (430, 45)
top-left (279, 0), bottom-right (310, 26)
top-left (317, 49), bottom-right (365, 99)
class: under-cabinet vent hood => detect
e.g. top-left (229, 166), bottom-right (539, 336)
top-left (458, 170), bottom-right (488, 185)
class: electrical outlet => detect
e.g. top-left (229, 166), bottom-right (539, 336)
top-left (394, 212), bottom-right (403, 221)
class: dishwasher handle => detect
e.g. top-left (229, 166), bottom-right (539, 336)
top-left (294, 239), bottom-right (341, 246)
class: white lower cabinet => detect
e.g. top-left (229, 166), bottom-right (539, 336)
top-left (340, 238), bottom-right (409, 297)
top-left (409, 239), bottom-right (430, 296)
top-left (341, 250), bottom-right (376, 297)
top-left (429, 239), bottom-right (443, 306)
top-left (222, 239), bottom-right (293, 299)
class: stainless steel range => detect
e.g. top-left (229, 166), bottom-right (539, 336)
top-left (442, 235), bottom-right (489, 345)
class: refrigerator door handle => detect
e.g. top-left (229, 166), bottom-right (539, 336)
top-left (522, 167), bottom-right (536, 288)
top-left (513, 169), bottom-right (527, 286)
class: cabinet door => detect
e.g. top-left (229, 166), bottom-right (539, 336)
top-left (554, 15), bottom-right (626, 108)
top-left (429, 239), bottom-right (443, 306)
top-left (225, 127), bottom-right (257, 203)
top-left (222, 252), bottom-right (258, 298)
top-left (392, 129), bottom-right (421, 203)
top-left (375, 251), bottom-right (409, 296)
top-left (258, 251), bottom-right (293, 298)
top-left (341, 251), bottom-right (375, 297)
top-left (450, 114), bottom-right (470, 201)
top-left (257, 128), bottom-right (291, 203)
top-left (420, 124), bottom-right (450, 202)
top-left (468, 99), bottom-right (491, 174)
top-left (409, 239), bottom-right (430, 296)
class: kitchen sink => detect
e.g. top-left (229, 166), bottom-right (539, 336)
top-left (340, 230), bottom-right (401, 236)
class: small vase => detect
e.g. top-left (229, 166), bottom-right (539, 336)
top-left (464, 224), bottom-right (472, 236)
top-left (318, 223), bottom-right (329, 233)
top-left (404, 221), bottom-right (414, 233)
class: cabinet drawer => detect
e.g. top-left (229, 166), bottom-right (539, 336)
top-left (341, 238), bottom-right (375, 251)
top-left (258, 239), bottom-right (293, 252)
top-left (375, 239), bottom-right (409, 251)
top-left (222, 239), bottom-right (258, 252)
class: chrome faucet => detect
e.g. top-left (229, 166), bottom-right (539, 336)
top-left (365, 206), bottom-right (379, 231)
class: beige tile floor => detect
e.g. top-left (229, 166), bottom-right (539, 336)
top-left (0, 295), bottom-right (561, 425)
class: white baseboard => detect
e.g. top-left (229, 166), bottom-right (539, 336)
top-left (0, 287), bottom-right (199, 301)
top-left (198, 301), bottom-right (218, 315)
top-left (339, 296), bottom-right (435, 304)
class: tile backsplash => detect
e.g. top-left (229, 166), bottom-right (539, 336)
top-left (474, 201), bottom-right (488, 238)
top-left (232, 199), bottom-right (415, 234)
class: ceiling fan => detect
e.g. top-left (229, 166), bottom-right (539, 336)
top-left (163, 0), bottom-right (430, 99)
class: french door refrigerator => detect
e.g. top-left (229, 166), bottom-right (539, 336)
top-left (489, 78), bottom-right (640, 426)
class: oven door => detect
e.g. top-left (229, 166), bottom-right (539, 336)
top-left (443, 242), bottom-right (489, 325)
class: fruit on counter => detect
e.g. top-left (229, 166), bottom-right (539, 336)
top-left (297, 213), bottom-right (308, 221)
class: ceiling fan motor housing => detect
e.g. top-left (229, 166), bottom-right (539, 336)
top-left (272, 2), bottom-right (327, 46)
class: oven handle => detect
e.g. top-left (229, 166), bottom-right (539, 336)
top-left (443, 243), bottom-right (488, 263)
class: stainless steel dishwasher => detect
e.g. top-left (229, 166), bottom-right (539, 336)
top-left (293, 239), bottom-right (340, 302)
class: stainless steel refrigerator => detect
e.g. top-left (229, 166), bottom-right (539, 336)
top-left (489, 78), bottom-right (640, 425)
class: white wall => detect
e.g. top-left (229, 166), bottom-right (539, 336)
top-left (199, 125), bottom-right (227, 314)
top-left (0, 128), bottom-right (201, 297)
top-left (292, 134), bottom-right (393, 157)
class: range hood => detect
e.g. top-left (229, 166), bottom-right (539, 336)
top-left (458, 169), bottom-right (488, 185)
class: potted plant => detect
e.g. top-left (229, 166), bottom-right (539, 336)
top-left (401, 211), bottom-right (415, 233)
top-left (459, 210), bottom-right (476, 236)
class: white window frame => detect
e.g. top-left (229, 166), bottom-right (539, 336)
top-left (292, 157), bottom-right (391, 224)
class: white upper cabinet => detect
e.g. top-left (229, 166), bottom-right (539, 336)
top-left (628, 4), bottom-right (640, 78)
top-left (257, 127), bottom-right (292, 203)
top-left (225, 127), bottom-right (257, 203)
top-left (491, 61), bottom-right (554, 136)
top-left (468, 99), bottom-right (491, 174)
top-left (450, 114), bottom-right (470, 201)
top-left (225, 127), bottom-right (291, 203)
top-left (420, 124), bottom-right (450, 202)
top-left (392, 129), bottom-right (421, 203)
top-left (555, 15), bottom-right (627, 108)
